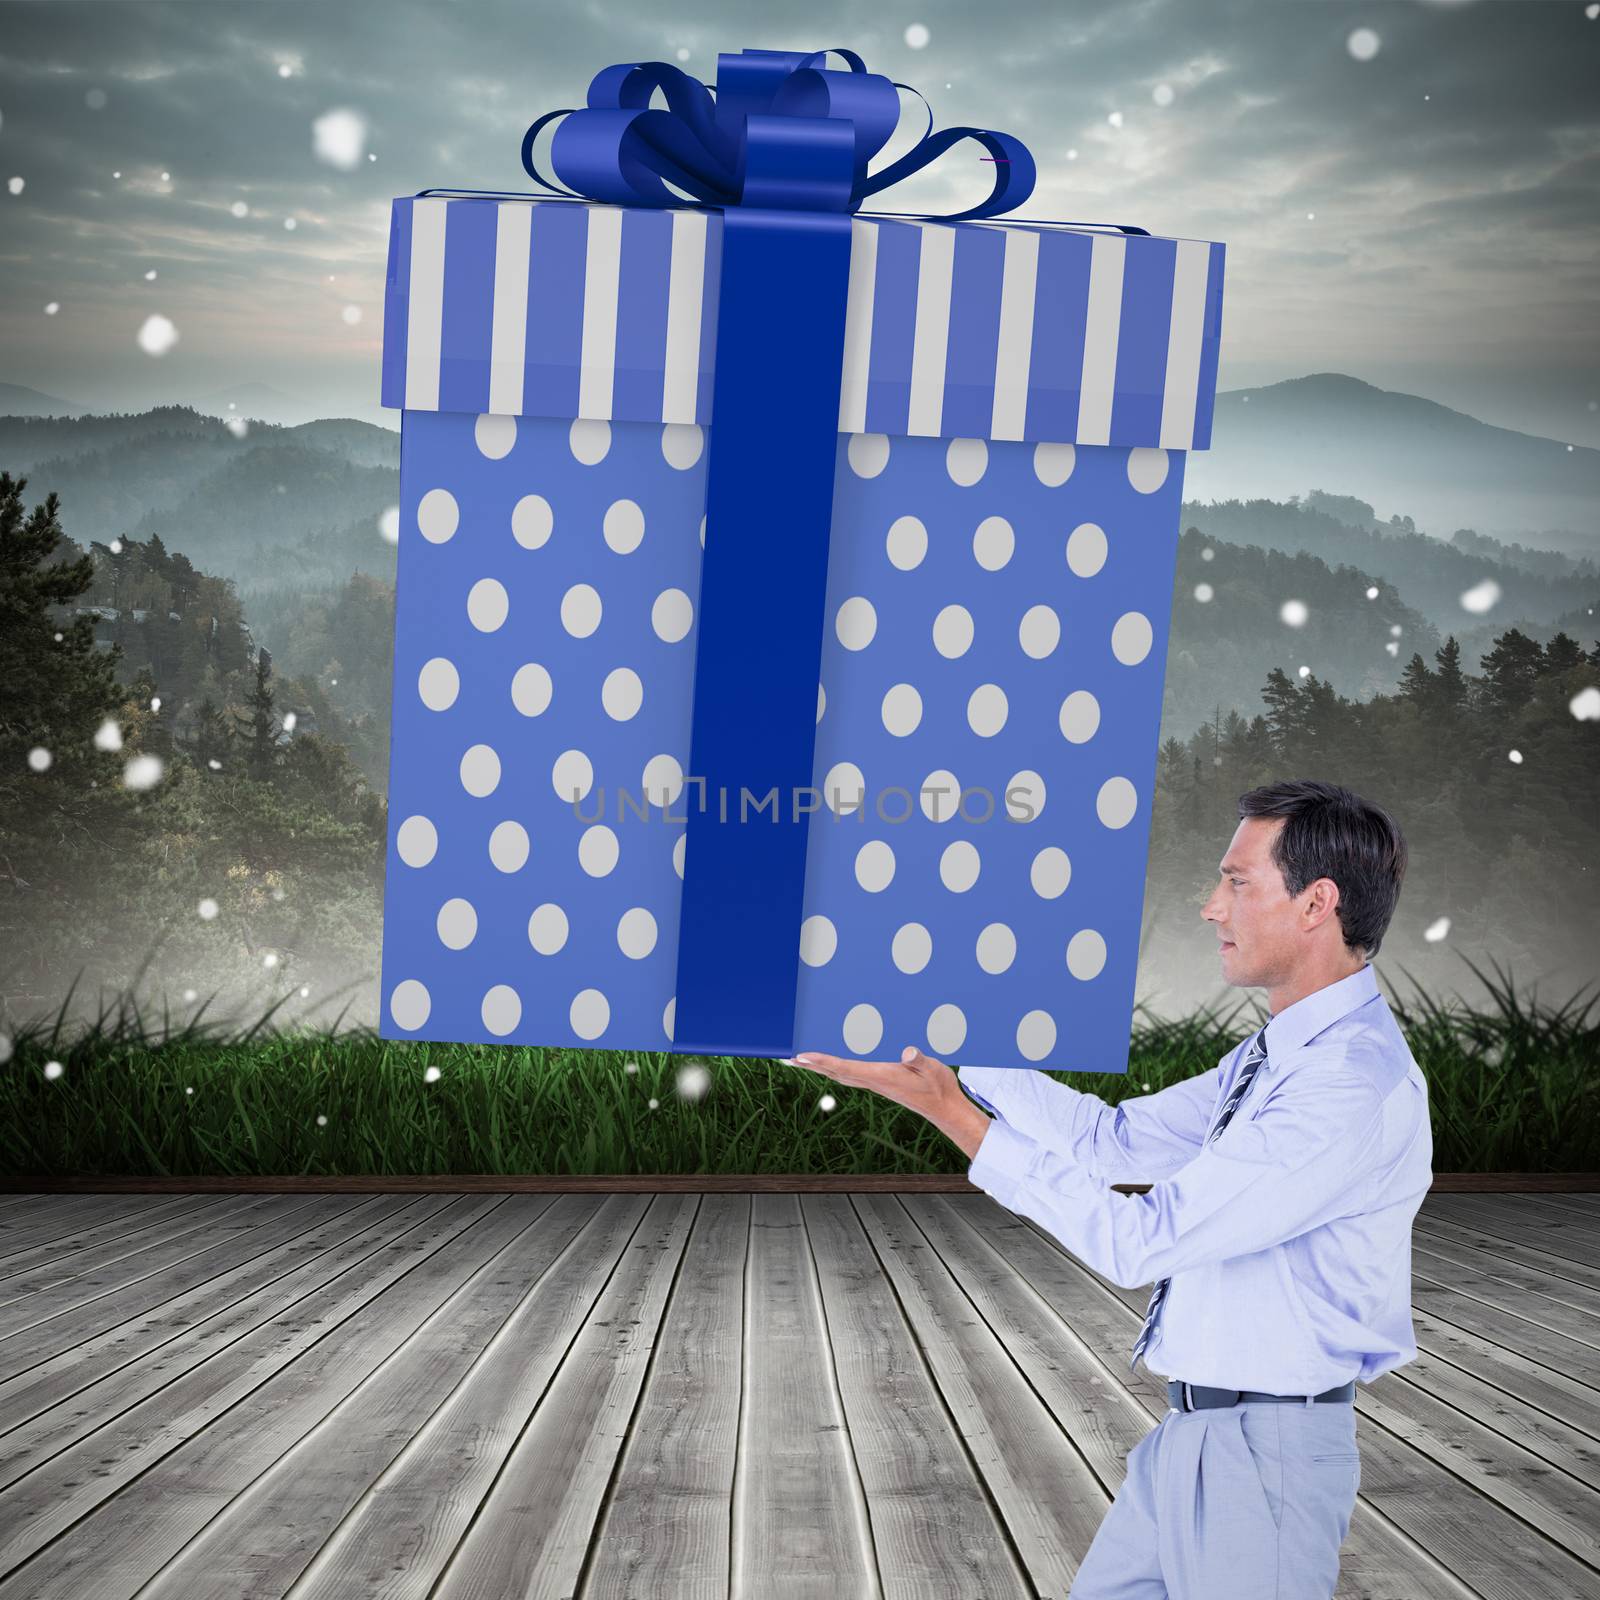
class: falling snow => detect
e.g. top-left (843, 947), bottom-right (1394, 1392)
top-left (94, 718), bottom-right (122, 751)
top-left (341, 304), bottom-right (362, 325)
top-left (1201, 546), bottom-right (1214, 561)
top-left (1153, 83), bottom-right (1174, 106)
top-left (1347, 28), bottom-right (1381, 61)
top-left (27, 747), bottom-right (51, 772)
top-left (1571, 687), bottom-right (1600, 721)
top-left (819, 1093), bottom-right (837, 1112)
top-left (378, 505), bottom-right (400, 543)
top-left (1280, 599), bottom-right (1309, 627)
top-left (1424, 917), bottom-right (1450, 942)
top-left (7, 177), bottom-right (23, 196)
top-left (124, 753), bottom-right (163, 790)
top-left (44, 1061), bottom-right (64, 1080)
top-left (1508, 749), bottom-right (1523, 764)
top-left (424, 1065), bottom-right (441, 1082)
top-left (1366, 586), bottom-right (1379, 599)
top-left (676, 1059), bottom-right (712, 1101)
top-left (0, 1034), bottom-right (11, 1064)
top-left (283, 217), bottom-right (297, 231)
top-left (143, 268), bottom-right (157, 281)
top-left (283, 711), bottom-right (298, 732)
top-left (1460, 578), bottom-right (1500, 614)
top-left (313, 108), bottom-right (368, 170)
top-left (137, 314), bottom-right (178, 356)
top-left (197, 897), bottom-right (219, 920)
top-left (1194, 583), bottom-right (1214, 602)
top-left (904, 23), bottom-right (930, 48)
top-left (44, 301), bottom-right (59, 315)
top-left (230, 200), bottom-right (249, 219)
top-left (226, 416), bottom-right (249, 439)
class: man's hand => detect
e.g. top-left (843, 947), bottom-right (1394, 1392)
top-left (780, 1046), bottom-right (992, 1160)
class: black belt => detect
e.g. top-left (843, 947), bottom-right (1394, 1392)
top-left (1167, 1379), bottom-right (1355, 1411)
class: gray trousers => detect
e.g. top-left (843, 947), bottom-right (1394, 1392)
top-left (1068, 1400), bottom-right (1361, 1599)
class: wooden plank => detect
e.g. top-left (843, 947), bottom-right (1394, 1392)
top-left (1414, 1234), bottom-right (1600, 1320)
top-left (518, 1195), bottom-right (750, 1599)
top-left (852, 1191), bottom-right (1117, 1595)
top-left (1410, 1252), bottom-right (1600, 1355)
top-left (3, 1196), bottom-right (585, 1600)
top-left (1005, 1202), bottom-right (1600, 1600)
top-left (0, 1194), bottom-right (527, 1593)
top-left (1414, 1211), bottom-right (1600, 1297)
top-left (1355, 1364), bottom-right (1600, 1571)
top-left (1392, 1326), bottom-right (1600, 1495)
top-left (0, 1197), bottom-right (272, 1305)
top-left (0, 1194), bottom-right (185, 1255)
top-left (1530, 1195), bottom-right (1600, 1217)
top-left (120, 1190), bottom-right (656, 1600)
top-left (0, 1195), bottom-right (226, 1281)
top-left (0, 1195), bottom-right (436, 1462)
top-left (1410, 1279), bottom-right (1600, 1396)
top-left (281, 1195), bottom-right (701, 1600)
top-left (0, 1195), bottom-right (354, 1379)
top-left (806, 1196), bottom-right (1030, 1593)
top-left (1423, 1195), bottom-right (1600, 1270)
top-left (1495, 1196), bottom-right (1600, 1243)
top-left (123, 1196), bottom-right (681, 1600)
top-left (0, 1195), bottom-right (329, 1336)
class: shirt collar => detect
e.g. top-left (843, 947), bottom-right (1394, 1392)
top-left (1261, 962), bottom-right (1380, 1062)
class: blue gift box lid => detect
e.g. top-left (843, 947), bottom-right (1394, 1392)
top-left (380, 195), bottom-right (1225, 451)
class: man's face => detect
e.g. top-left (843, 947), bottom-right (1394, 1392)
top-left (1200, 817), bottom-right (1303, 988)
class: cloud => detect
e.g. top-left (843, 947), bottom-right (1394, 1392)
top-left (0, 0), bottom-right (1593, 441)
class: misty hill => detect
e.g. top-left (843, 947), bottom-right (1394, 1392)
top-left (0, 405), bottom-right (398, 584)
top-left (0, 381), bottom-right (87, 419)
top-left (1183, 373), bottom-right (1599, 551)
top-left (1181, 493), bottom-right (1597, 648)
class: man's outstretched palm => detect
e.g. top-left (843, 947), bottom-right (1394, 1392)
top-left (782, 1046), bottom-right (958, 1120)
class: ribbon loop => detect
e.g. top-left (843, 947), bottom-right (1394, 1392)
top-left (520, 45), bottom-right (1037, 219)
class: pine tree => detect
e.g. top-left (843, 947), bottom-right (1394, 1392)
top-left (1434, 635), bottom-right (1468, 714)
top-left (231, 651), bottom-right (279, 782)
top-left (1541, 631), bottom-right (1585, 676)
top-left (187, 695), bottom-right (233, 771)
top-left (0, 472), bottom-right (125, 779)
top-left (1480, 628), bottom-right (1545, 713)
top-left (1397, 651), bottom-right (1435, 707)
top-left (1261, 666), bottom-right (1303, 755)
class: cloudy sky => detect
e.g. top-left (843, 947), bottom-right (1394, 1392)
top-left (1, 0), bottom-right (1597, 444)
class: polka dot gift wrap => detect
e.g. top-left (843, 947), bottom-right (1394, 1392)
top-left (377, 193), bottom-right (1226, 1073)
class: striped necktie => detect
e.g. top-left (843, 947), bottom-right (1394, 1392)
top-left (1128, 1023), bottom-right (1270, 1373)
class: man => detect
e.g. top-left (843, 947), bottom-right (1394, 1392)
top-left (784, 778), bottom-right (1432, 1599)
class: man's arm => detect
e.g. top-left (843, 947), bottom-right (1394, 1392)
top-left (964, 1051), bottom-right (1386, 1288)
top-left (957, 1060), bottom-right (1228, 1183)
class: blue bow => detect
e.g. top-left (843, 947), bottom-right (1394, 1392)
top-left (519, 46), bottom-right (1037, 221)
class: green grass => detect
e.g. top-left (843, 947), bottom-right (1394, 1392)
top-left (0, 954), bottom-right (1594, 1179)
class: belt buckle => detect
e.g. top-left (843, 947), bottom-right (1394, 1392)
top-left (1183, 1380), bottom-right (1195, 1412)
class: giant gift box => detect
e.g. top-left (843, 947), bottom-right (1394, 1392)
top-left (376, 48), bottom-right (1226, 1074)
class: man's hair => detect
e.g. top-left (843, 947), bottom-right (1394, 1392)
top-left (1236, 779), bottom-right (1408, 961)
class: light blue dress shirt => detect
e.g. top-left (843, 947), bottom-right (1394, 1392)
top-left (960, 962), bottom-right (1434, 1395)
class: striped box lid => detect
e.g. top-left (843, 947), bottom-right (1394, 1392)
top-left (380, 193), bottom-right (1226, 451)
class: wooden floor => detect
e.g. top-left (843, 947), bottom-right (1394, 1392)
top-left (0, 1190), bottom-right (1596, 1599)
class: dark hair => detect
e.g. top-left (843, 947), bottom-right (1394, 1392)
top-left (1236, 780), bottom-right (1408, 961)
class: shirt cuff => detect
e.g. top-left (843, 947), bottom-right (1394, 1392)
top-left (967, 1116), bottom-right (1039, 1210)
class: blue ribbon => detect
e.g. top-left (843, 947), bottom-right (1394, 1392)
top-left (507, 49), bottom-right (1049, 1057)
